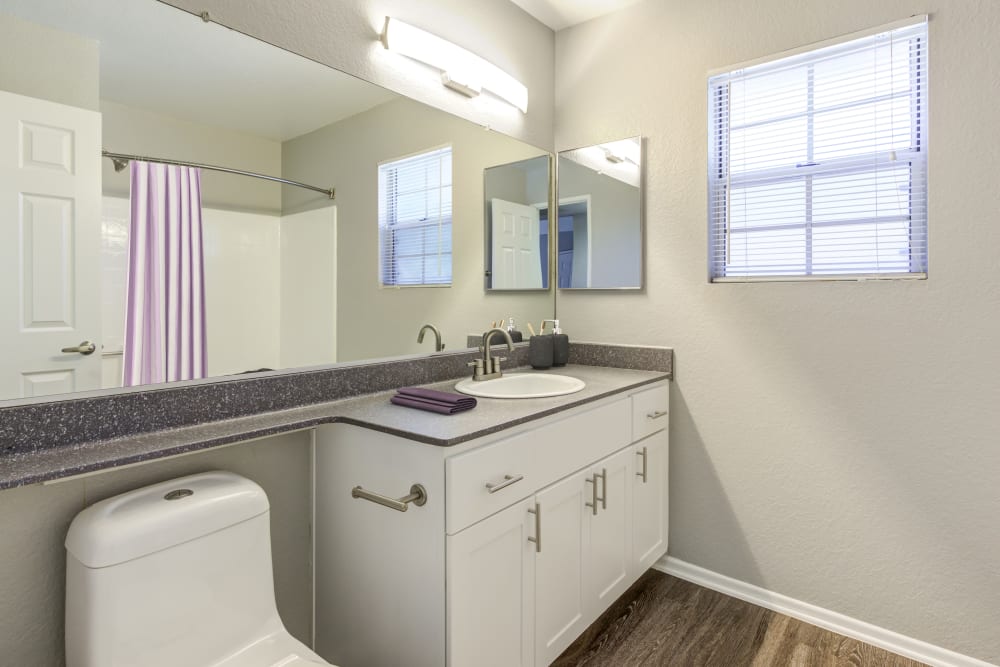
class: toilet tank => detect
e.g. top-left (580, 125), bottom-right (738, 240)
top-left (65, 471), bottom-right (285, 667)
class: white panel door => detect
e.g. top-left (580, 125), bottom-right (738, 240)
top-left (633, 429), bottom-right (669, 571)
top-left (0, 90), bottom-right (101, 399)
top-left (534, 468), bottom-right (590, 667)
top-left (491, 198), bottom-right (542, 289)
top-left (587, 447), bottom-right (634, 617)
top-left (448, 497), bottom-right (535, 667)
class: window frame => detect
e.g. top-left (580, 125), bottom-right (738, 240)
top-left (377, 144), bottom-right (453, 288)
top-left (707, 17), bottom-right (928, 282)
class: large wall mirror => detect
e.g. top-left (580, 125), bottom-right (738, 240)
top-left (556, 137), bottom-right (643, 289)
top-left (0, 0), bottom-right (554, 405)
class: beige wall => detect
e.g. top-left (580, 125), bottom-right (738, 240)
top-left (555, 0), bottom-right (1000, 662)
top-left (0, 13), bottom-right (98, 111)
top-left (161, 0), bottom-right (555, 151)
top-left (0, 432), bottom-right (313, 666)
top-left (282, 97), bottom-right (553, 360)
top-left (101, 100), bottom-right (283, 213)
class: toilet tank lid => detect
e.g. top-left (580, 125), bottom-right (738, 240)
top-left (65, 471), bottom-right (270, 568)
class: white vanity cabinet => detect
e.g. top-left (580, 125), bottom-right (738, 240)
top-left (314, 380), bottom-right (669, 667)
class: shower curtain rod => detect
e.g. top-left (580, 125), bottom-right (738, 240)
top-left (102, 149), bottom-right (335, 200)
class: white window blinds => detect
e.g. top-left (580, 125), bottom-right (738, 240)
top-left (708, 18), bottom-right (928, 281)
top-left (378, 146), bottom-right (453, 286)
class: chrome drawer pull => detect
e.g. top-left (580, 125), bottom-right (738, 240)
top-left (485, 474), bottom-right (524, 494)
top-left (527, 502), bottom-right (541, 553)
top-left (636, 446), bottom-right (648, 483)
top-left (646, 410), bottom-right (668, 420)
top-left (596, 468), bottom-right (607, 510)
top-left (351, 484), bottom-right (427, 512)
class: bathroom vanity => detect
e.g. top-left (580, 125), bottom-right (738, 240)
top-left (313, 375), bottom-right (669, 667)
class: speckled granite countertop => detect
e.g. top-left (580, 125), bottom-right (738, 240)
top-left (1, 364), bottom-right (668, 490)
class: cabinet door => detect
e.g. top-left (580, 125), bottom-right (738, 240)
top-left (534, 469), bottom-right (591, 667)
top-left (448, 498), bottom-right (536, 667)
top-left (633, 429), bottom-right (669, 571)
top-left (586, 447), bottom-right (634, 617)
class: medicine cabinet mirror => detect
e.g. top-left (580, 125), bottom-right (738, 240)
top-left (555, 136), bottom-right (643, 289)
top-left (483, 155), bottom-right (551, 290)
top-left (0, 0), bottom-right (554, 407)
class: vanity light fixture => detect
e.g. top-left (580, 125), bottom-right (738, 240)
top-left (381, 16), bottom-right (529, 113)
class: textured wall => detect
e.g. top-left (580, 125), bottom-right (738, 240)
top-left (555, 0), bottom-right (1000, 662)
top-left (0, 432), bottom-right (313, 666)
top-left (161, 0), bottom-right (555, 151)
top-left (0, 13), bottom-right (98, 111)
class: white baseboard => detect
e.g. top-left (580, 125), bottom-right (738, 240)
top-left (654, 556), bottom-right (996, 667)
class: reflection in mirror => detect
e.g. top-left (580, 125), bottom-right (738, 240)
top-left (556, 137), bottom-right (643, 289)
top-left (483, 156), bottom-right (550, 290)
top-left (0, 0), bottom-right (554, 405)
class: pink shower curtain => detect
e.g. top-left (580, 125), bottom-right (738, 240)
top-left (122, 161), bottom-right (207, 386)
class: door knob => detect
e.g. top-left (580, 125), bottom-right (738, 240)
top-left (61, 341), bottom-right (97, 355)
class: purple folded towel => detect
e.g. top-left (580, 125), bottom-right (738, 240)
top-left (390, 387), bottom-right (477, 415)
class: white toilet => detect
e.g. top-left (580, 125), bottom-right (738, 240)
top-left (64, 471), bottom-right (333, 667)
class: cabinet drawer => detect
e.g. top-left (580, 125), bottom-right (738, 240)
top-left (446, 398), bottom-right (630, 534)
top-left (631, 383), bottom-right (669, 441)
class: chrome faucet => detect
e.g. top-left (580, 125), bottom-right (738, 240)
top-left (417, 324), bottom-right (444, 352)
top-left (468, 328), bottom-right (514, 381)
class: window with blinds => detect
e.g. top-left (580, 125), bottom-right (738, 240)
top-left (708, 18), bottom-right (928, 281)
top-left (378, 146), bottom-right (453, 286)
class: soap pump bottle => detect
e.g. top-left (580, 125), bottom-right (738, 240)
top-left (542, 319), bottom-right (569, 367)
top-left (505, 316), bottom-right (523, 343)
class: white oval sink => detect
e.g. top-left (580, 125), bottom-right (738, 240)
top-left (455, 373), bottom-right (585, 399)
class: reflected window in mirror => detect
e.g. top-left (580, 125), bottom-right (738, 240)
top-left (556, 137), bottom-right (643, 290)
top-left (483, 155), bottom-right (550, 290)
top-left (378, 146), bottom-right (453, 287)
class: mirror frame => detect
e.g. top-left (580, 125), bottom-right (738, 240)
top-left (555, 136), bottom-right (644, 291)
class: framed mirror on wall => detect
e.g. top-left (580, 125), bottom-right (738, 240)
top-left (0, 0), bottom-right (554, 406)
top-left (556, 136), bottom-right (643, 290)
top-left (483, 155), bottom-right (551, 290)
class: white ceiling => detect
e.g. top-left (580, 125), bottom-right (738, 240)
top-left (2, 0), bottom-right (398, 142)
top-left (510, 0), bottom-right (645, 31)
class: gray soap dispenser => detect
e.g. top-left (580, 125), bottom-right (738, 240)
top-left (542, 319), bottom-right (569, 367)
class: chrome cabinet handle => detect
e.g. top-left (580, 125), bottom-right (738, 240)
top-left (485, 474), bottom-right (524, 494)
top-left (351, 484), bottom-right (427, 512)
top-left (527, 502), bottom-right (541, 553)
top-left (585, 474), bottom-right (599, 516)
top-left (596, 468), bottom-right (607, 510)
top-left (61, 341), bottom-right (96, 355)
top-left (646, 410), bottom-right (668, 420)
top-left (636, 446), bottom-right (648, 483)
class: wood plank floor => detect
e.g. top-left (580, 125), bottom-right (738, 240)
top-left (552, 570), bottom-right (927, 667)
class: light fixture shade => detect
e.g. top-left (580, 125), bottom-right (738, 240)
top-left (382, 17), bottom-right (528, 113)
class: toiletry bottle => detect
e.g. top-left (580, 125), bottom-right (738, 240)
top-left (505, 316), bottom-right (523, 343)
top-left (549, 319), bottom-right (569, 367)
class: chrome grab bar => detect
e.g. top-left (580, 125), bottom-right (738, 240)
top-left (351, 483), bottom-right (427, 512)
top-left (646, 410), bottom-right (668, 420)
top-left (527, 502), bottom-right (541, 553)
top-left (636, 446), bottom-right (648, 483)
top-left (61, 341), bottom-right (96, 355)
top-left (485, 474), bottom-right (524, 494)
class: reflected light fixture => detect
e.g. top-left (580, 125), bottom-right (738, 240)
top-left (381, 17), bottom-right (529, 113)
